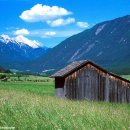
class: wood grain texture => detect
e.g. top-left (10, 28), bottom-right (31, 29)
top-left (55, 63), bottom-right (130, 103)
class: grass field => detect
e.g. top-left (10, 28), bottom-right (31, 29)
top-left (0, 82), bottom-right (54, 96)
top-left (0, 75), bottom-right (130, 130)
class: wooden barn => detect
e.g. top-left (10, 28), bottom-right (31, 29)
top-left (51, 60), bottom-right (130, 103)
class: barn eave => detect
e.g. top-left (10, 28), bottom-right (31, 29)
top-left (51, 60), bottom-right (130, 84)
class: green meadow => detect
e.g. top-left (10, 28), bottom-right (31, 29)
top-left (0, 74), bottom-right (130, 130)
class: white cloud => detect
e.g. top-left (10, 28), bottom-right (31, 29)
top-left (30, 28), bottom-right (83, 38)
top-left (19, 4), bottom-right (90, 28)
top-left (14, 28), bottom-right (30, 35)
top-left (20, 4), bottom-right (72, 22)
top-left (77, 22), bottom-right (89, 28)
top-left (15, 35), bottom-right (40, 48)
top-left (44, 31), bottom-right (56, 37)
top-left (47, 18), bottom-right (75, 27)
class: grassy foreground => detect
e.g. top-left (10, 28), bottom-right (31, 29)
top-left (0, 77), bottom-right (130, 130)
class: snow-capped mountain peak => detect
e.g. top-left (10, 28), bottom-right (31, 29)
top-left (0, 34), bottom-right (40, 48)
top-left (15, 35), bottom-right (40, 48)
top-left (0, 34), bottom-right (49, 71)
top-left (0, 34), bottom-right (12, 44)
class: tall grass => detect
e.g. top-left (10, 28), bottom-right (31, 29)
top-left (0, 89), bottom-right (130, 130)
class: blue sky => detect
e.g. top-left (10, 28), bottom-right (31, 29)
top-left (0, 0), bottom-right (130, 47)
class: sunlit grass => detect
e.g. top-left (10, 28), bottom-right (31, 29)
top-left (0, 75), bottom-right (130, 130)
top-left (0, 89), bottom-right (129, 130)
top-left (0, 81), bottom-right (54, 96)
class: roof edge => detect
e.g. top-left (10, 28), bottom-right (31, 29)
top-left (51, 60), bottom-right (130, 83)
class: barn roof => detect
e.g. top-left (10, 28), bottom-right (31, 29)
top-left (51, 60), bottom-right (87, 77)
top-left (51, 60), bottom-right (130, 83)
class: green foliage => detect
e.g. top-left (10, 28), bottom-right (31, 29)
top-left (0, 73), bottom-right (53, 82)
top-left (0, 75), bottom-right (6, 79)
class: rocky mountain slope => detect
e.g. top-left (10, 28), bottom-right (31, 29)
top-left (32, 15), bottom-right (130, 74)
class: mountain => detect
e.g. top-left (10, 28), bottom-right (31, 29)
top-left (0, 35), bottom-right (49, 71)
top-left (32, 15), bottom-right (130, 74)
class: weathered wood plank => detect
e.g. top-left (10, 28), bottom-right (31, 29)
top-left (105, 74), bottom-right (110, 102)
top-left (61, 63), bottom-right (130, 103)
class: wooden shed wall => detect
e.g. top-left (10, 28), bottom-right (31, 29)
top-left (64, 64), bottom-right (130, 103)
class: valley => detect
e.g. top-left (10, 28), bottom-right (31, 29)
top-left (1, 15), bottom-right (130, 75)
top-left (0, 1), bottom-right (130, 130)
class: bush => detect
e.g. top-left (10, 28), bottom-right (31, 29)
top-left (0, 75), bottom-right (6, 79)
